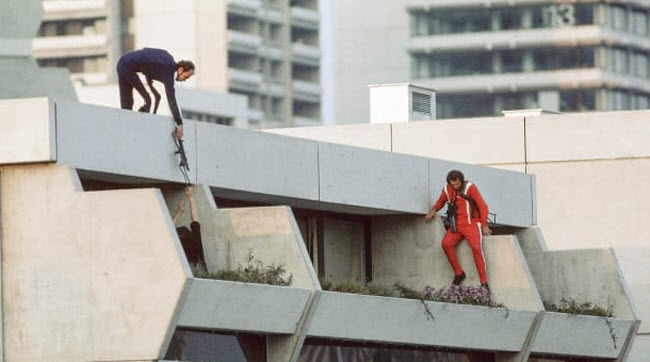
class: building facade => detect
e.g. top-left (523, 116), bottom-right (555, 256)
top-left (33, 0), bottom-right (322, 128)
top-left (326, 0), bottom-right (650, 122)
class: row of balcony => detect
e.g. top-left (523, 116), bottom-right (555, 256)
top-left (413, 68), bottom-right (650, 94)
top-left (228, 30), bottom-right (320, 63)
top-left (228, 0), bottom-right (319, 29)
top-left (32, 34), bottom-right (108, 58)
top-left (228, 68), bottom-right (321, 98)
top-left (409, 25), bottom-right (650, 53)
top-left (41, 0), bottom-right (109, 21)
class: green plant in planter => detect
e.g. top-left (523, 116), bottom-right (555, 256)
top-left (544, 298), bottom-right (613, 317)
top-left (320, 278), bottom-right (395, 297)
top-left (192, 250), bottom-right (293, 286)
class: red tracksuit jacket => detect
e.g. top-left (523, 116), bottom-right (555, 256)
top-left (433, 181), bottom-right (489, 227)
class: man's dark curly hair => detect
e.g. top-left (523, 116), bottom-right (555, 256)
top-left (177, 60), bottom-right (195, 72)
top-left (446, 170), bottom-right (465, 184)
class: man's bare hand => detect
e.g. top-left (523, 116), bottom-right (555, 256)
top-left (482, 225), bottom-right (492, 236)
top-left (175, 124), bottom-right (184, 139)
top-left (425, 210), bottom-right (437, 222)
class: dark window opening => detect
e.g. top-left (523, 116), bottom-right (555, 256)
top-left (165, 328), bottom-right (266, 362)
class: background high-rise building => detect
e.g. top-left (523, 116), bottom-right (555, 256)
top-left (323, 0), bottom-right (650, 122)
top-left (33, 0), bottom-right (322, 128)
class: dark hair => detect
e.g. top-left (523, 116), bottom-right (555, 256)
top-left (177, 60), bottom-right (195, 72)
top-left (446, 170), bottom-right (465, 184)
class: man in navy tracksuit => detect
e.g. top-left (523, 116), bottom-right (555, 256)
top-left (117, 48), bottom-right (195, 139)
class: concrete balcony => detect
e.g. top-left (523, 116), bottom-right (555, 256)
top-left (42, 0), bottom-right (108, 21)
top-left (227, 30), bottom-right (262, 55)
top-left (410, 25), bottom-right (650, 53)
top-left (309, 291), bottom-right (538, 351)
top-left (409, 26), bottom-right (605, 53)
top-left (228, 67), bottom-right (263, 92)
top-left (292, 43), bottom-right (320, 66)
top-left (178, 279), bottom-right (311, 333)
top-left (415, 68), bottom-right (650, 94)
top-left (290, 6), bottom-right (319, 30)
top-left (227, 0), bottom-right (261, 18)
top-left (265, 80), bottom-right (285, 97)
top-left (414, 68), bottom-right (606, 94)
top-left (292, 80), bottom-right (321, 102)
top-left (257, 43), bottom-right (283, 60)
top-left (258, 6), bottom-right (282, 24)
top-left (32, 34), bottom-right (108, 58)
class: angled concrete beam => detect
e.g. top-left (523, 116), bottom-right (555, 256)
top-left (0, 164), bottom-right (189, 361)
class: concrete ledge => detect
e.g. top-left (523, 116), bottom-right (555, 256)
top-left (532, 312), bottom-right (634, 359)
top-left (307, 291), bottom-right (538, 351)
top-left (196, 121), bottom-right (319, 201)
top-left (0, 98), bottom-right (55, 164)
top-left (177, 279), bottom-right (311, 334)
top-left (55, 101), bottom-right (197, 184)
top-left (319, 142), bottom-right (429, 213)
top-left (265, 123), bottom-right (392, 152)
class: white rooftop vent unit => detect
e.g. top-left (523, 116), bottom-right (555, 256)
top-left (369, 83), bottom-right (436, 123)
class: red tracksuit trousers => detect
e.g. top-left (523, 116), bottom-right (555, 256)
top-left (441, 222), bottom-right (487, 284)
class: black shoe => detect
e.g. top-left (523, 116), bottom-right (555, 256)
top-left (452, 272), bottom-right (466, 285)
top-left (481, 283), bottom-right (490, 292)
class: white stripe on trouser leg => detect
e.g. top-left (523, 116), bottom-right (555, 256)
top-left (478, 222), bottom-right (485, 280)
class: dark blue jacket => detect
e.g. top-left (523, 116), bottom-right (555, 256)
top-left (118, 48), bottom-right (182, 125)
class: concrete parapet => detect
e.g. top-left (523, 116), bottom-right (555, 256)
top-left (0, 97), bottom-right (56, 164)
top-left (177, 279), bottom-right (311, 334)
top-left (0, 164), bottom-right (189, 361)
top-left (56, 101), bottom-right (197, 184)
top-left (265, 123), bottom-right (392, 151)
top-left (319, 142), bottom-right (429, 213)
top-left (196, 121), bottom-right (320, 202)
top-left (392, 116), bottom-right (526, 165)
top-left (517, 227), bottom-right (639, 359)
top-left (307, 291), bottom-right (538, 352)
top-left (532, 313), bottom-right (635, 359)
top-left (0, 98), bottom-right (535, 226)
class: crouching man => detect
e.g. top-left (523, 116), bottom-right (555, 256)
top-left (425, 170), bottom-right (492, 290)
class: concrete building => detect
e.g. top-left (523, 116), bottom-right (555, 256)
top-left (2, 90), bottom-right (650, 360)
top-left (0, 0), bottom-right (76, 100)
top-left (325, 0), bottom-right (650, 122)
top-left (34, 0), bottom-right (322, 128)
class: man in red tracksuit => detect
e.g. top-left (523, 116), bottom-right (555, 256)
top-left (425, 170), bottom-right (492, 290)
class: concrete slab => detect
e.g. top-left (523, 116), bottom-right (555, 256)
top-left (532, 312), bottom-right (634, 359)
top-left (429, 158), bottom-right (534, 227)
top-left (526, 110), bottom-right (650, 162)
top-left (319, 142), bottom-right (429, 213)
top-left (177, 279), bottom-right (311, 334)
top-left (308, 291), bottom-right (538, 351)
top-left (528, 160), bottom-right (650, 250)
top-left (265, 123), bottom-right (392, 152)
top-left (55, 101), bottom-right (196, 184)
top-left (614, 247), bottom-right (650, 333)
top-left (196, 121), bottom-right (319, 201)
top-left (392, 117), bottom-right (525, 165)
top-left (0, 98), bottom-right (55, 164)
